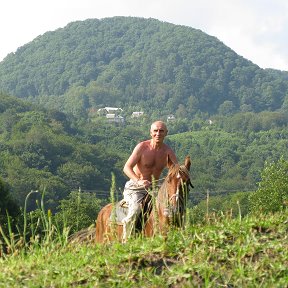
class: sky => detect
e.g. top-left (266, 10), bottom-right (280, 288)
top-left (1, 0), bottom-right (288, 71)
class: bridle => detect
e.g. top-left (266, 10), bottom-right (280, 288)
top-left (159, 165), bottom-right (193, 223)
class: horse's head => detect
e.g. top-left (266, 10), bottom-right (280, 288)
top-left (162, 156), bottom-right (193, 226)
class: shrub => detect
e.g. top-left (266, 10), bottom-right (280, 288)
top-left (249, 157), bottom-right (288, 214)
top-left (55, 190), bottom-right (105, 233)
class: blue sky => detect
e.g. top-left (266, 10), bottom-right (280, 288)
top-left (1, 0), bottom-right (288, 71)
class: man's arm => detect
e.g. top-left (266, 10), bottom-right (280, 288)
top-left (123, 143), bottom-right (151, 187)
top-left (123, 143), bottom-right (143, 182)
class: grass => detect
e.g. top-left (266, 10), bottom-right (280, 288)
top-left (0, 209), bottom-right (287, 287)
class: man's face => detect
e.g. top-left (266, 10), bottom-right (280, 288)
top-left (150, 122), bottom-right (167, 143)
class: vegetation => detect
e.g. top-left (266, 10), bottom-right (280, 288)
top-left (0, 206), bottom-right (287, 287)
top-left (0, 17), bottom-right (288, 119)
top-left (249, 156), bottom-right (288, 214)
top-left (0, 177), bottom-right (20, 234)
top-left (0, 16), bottom-right (287, 286)
top-left (0, 17), bottom-right (287, 212)
top-left (55, 190), bottom-right (105, 234)
top-left (0, 91), bottom-right (288, 213)
top-left (0, 135), bottom-right (287, 287)
top-left (190, 157), bottom-right (288, 223)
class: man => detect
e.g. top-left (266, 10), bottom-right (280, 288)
top-left (121, 120), bottom-right (178, 242)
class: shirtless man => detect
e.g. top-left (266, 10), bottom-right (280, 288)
top-left (121, 120), bottom-right (177, 242)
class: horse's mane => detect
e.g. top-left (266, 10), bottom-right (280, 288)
top-left (167, 163), bottom-right (190, 182)
top-left (167, 163), bottom-right (180, 178)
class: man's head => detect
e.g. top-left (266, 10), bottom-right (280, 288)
top-left (150, 121), bottom-right (168, 143)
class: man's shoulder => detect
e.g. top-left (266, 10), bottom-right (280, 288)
top-left (163, 142), bottom-right (173, 151)
top-left (135, 140), bottom-right (150, 151)
top-left (138, 140), bottom-right (150, 147)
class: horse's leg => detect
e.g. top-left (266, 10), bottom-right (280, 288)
top-left (95, 206), bottom-right (105, 243)
top-left (143, 216), bottom-right (153, 237)
top-left (161, 216), bottom-right (170, 242)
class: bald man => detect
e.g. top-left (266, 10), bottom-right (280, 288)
top-left (121, 121), bottom-right (177, 242)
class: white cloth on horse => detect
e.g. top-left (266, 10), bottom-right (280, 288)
top-left (122, 179), bottom-right (148, 242)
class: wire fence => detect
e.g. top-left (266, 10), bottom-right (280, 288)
top-left (77, 187), bottom-right (255, 202)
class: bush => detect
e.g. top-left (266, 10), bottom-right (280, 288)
top-left (189, 191), bottom-right (250, 224)
top-left (0, 177), bottom-right (20, 227)
top-left (55, 190), bottom-right (105, 233)
top-left (249, 157), bottom-right (288, 214)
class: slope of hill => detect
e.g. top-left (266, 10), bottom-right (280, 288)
top-left (0, 92), bottom-right (131, 210)
top-left (0, 16), bottom-right (287, 118)
top-left (1, 209), bottom-right (287, 287)
top-left (1, 91), bottom-right (288, 210)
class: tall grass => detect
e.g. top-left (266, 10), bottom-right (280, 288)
top-left (1, 185), bottom-right (287, 287)
top-left (0, 190), bottom-right (70, 257)
top-left (1, 208), bottom-right (287, 287)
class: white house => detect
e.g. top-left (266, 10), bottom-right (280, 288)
top-left (131, 111), bottom-right (144, 118)
top-left (207, 119), bottom-right (214, 125)
top-left (98, 107), bottom-right (123, 115)
top-left (167, 114), bottom-right (176, 122)
top-left (106, 113), bottom-right (125, 124)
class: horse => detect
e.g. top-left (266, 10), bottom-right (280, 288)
top-left (95, 156), bottom-right (192, 243)
top-left (143, 156), bottom-right (192, 237)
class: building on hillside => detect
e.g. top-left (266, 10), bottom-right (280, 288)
top-left (97, 107), bottom-right (123, 115)
top-left (106, 113), bottom-right (125, 124)
top-left (207, 119), bottom-right (214, 125)
top-left (131, 111), bottom-right (144, 118)
top-left (167, 114), bottom-right (176, 122)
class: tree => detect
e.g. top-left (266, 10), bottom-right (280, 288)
top-left (55, 190), bottom-right (104, 233)
top-left (0, 177), bottom-right (20, 229)
top-left (218, 100), bottom-right (236, 116)
top-left (249, 157), bottom-right (288, 214)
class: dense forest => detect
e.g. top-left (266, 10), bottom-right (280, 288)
top-left (0, 16), bottom-right (287, 217)
top-left (1, 18), bottom-right (287, 285)
top-left (1, 91), bottom-right (288, 214)
top-left (0, 17), bottom-right (288, 119)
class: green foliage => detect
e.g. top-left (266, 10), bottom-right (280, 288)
top-left (1, 90), bottom-right (288, 212)
top-left (0, 177), bottom-right (20, 233)
top-left (215, 111), bottom-right (288, 133)
top-left (0, 190), bottom-right (70, 255)
top-left (0, 209), bottom-right (287, 286)
top-left (55, 190), bottom-right (104, 233)
top-left (189, 191), bottom-right (250, 224)
top-left (0, 17), bottom-right (288, 119)
top-left (249, 157), bottom-right (288, 214)
top-left (1, 91), bottom-right (288, 218)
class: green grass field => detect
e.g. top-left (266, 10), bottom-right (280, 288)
top-left (0, 209), bottom-right (287, 287)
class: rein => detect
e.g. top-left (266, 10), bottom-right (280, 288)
top-left (157, 165), bottom-right (191, 220)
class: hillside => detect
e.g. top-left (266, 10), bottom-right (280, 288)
top-left (0, 17), bottom-right (288, 211)
top-left (1, 91), bottom-right (287, 211)
top-left (0, 16), bottom-right (288, 119)
top-left (0, 209), bottom-right (287, 287)
top-left (0, 92), bottom-right (133, 210)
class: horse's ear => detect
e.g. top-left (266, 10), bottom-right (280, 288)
top-left (167, 155), bottom-right (175, 168)
top-left (185, 156), bottom-right (191, 171)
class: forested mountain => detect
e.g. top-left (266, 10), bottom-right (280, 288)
top-left (0, 16), bottom-right (288, 119)
top-left (0, 92), bottom-right (135, 210)
top-left (0, 17), bottom-right (288, 213)
top-left (1, 91), bottom-right (288, 212)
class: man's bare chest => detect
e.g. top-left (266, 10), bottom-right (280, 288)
top-left (140, 150), bottom-right (167, 169)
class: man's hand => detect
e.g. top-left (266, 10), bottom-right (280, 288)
top-left (137, 179), bottom-right (151, 188)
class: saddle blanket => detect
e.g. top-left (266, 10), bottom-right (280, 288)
top-left (109, 200), bottom-right (129, 225)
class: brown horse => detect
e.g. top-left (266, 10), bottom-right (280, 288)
top-left (143, 156), bottom-right (192, 237)
top-left (95, 156), bottom-right (192, 243)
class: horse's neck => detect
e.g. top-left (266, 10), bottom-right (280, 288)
top-left (157, 181), bottom-right (169, 210)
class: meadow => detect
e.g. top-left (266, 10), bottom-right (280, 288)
top-left (0, 208), bottom-right (287, 287)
